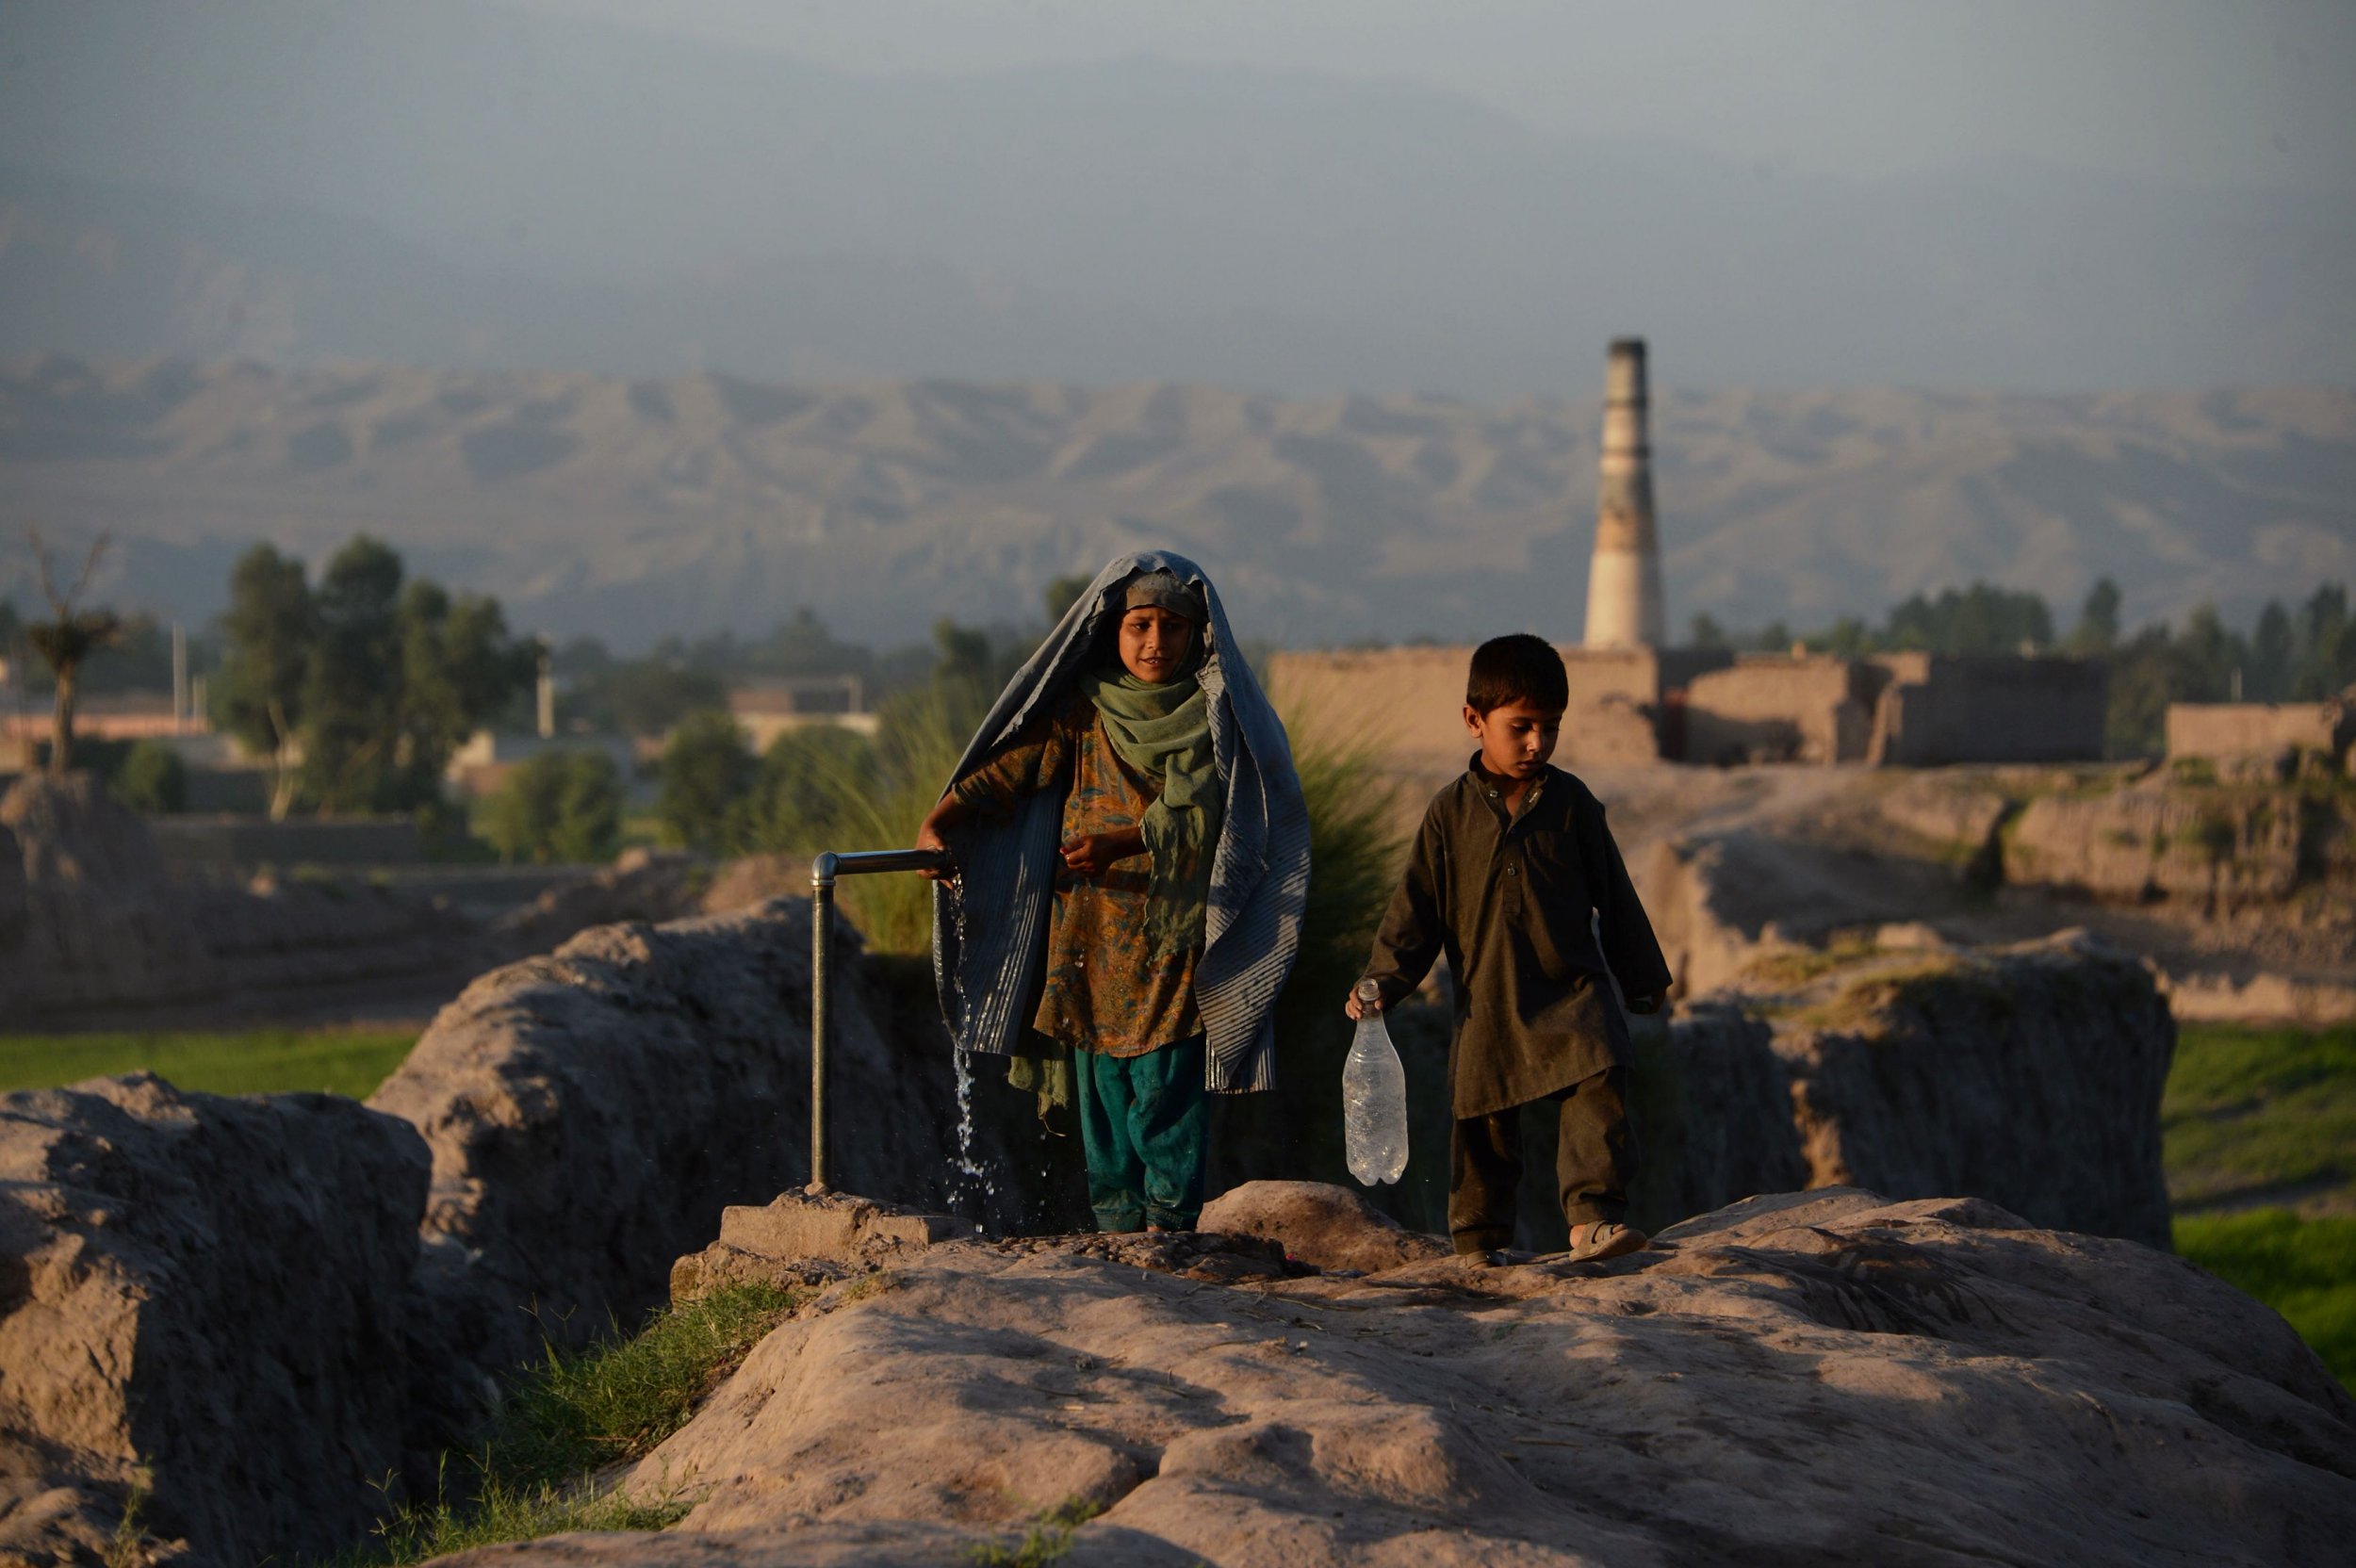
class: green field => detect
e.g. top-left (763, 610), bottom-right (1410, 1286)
top-left (2174, 1209), bottom-right (2356, 1395)
top-left (2165, 1021), bottom-right (2356, 1392)
top-left (0, 1028), bottom-right (418, 1101)
top-left (2163, 1022), bottom-right (2356, 1210)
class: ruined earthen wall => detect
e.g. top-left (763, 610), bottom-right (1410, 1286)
top-left (1869, 653), bottom-right (2106, 766)
top-left (146, 813), bottom-right (423, 870)
top-left (1683, 655), bottom-right (1882, 765)
top-left (1268, 647), bottom-right (1481, 774)
top-left (2168, 700), bottom-right (2349, 763)
top-left (1267, 644), bottom-right (1701, 771)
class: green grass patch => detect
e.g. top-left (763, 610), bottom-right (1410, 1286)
top-left (2163, 1023), bottom-right (2356, 1209)
top-left (2174, 1210), bottom-right (2356, 1394)
top-left (335, 1282), bottom-right (804, 1564)
top-left (969, 1497), bottom-right (1104, 1567)
top-left (0, 1028), bottom-right (419, 1100)
top-left (1784, 956), bottom-right (1968, 1033)
top-left (495, 1282), bottom-right (805, 1480)
top-left (1740, 934), bottom-right (1884, 990)
top-left (349, 1470), bottom-right (688, 1564)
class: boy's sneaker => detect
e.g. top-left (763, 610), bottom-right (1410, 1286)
top-left (1565, 1221), bottom-right (1648, 1263)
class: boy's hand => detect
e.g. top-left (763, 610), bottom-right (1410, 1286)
top-left (1344, 988), bottom-right (1384, 1021)
top-left (1060, 828), bottom-right (1145, 876)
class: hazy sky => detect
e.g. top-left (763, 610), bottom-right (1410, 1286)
top-left (510, 0), bottom-right (2356, 192)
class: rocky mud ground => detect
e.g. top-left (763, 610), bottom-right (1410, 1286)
top-left (438, 1186), bottom-right (2356, 1568)
top-left (1552, 762), bottom-right (2356, 1024)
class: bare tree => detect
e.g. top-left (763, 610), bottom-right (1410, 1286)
top-left (25, 528), bottom-right (122, 776)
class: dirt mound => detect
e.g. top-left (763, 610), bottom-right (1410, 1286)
top-left (1637, 932), bottom-right (2174, 1246)
top-left (700, 853), bottom-right (811, 914)
top-left (489, 846), bottom-right (711, 954)
top-left (1200, 1180), bottom-right (1449, 1273)
top-left (0, 771), bottom-right (211, 1014)
top-left (0, 1075), bottom-right (428, 1568)
top-left (368, 899), bottom-right (1058, 1373)
top-left (0, 773), bottom-right (471, 1021)
top-left (425, 1188), bottom-right (2356, 1566)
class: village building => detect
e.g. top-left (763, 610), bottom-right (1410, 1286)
top-left (1273, 337), bottom-right (2109, 773)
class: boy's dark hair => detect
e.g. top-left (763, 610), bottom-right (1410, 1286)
top-left (1466, 633), bottom-right (1568, 713)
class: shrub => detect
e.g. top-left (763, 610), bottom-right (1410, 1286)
top-left (655, 710), bottom-right (755, 855)
top-left (1214, 708), bottom-right (1410, 1194)
top-left (482, 751), bottom-right (624, 865)
top-left (728, 723), bottom-right (882, 858)
top-left (114, 740), bottom-right (188, 813)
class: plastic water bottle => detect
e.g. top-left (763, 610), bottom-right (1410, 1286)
top-left (1343, 979), bottom-right (1409, 1185)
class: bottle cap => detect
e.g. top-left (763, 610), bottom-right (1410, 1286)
top-left (1355, 978), bottom-right (1381, 1003)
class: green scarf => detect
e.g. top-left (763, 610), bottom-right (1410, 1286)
top-left (1079, 662), bottom-right (1222, 958)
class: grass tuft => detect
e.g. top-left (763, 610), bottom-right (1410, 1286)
top-left (330, 1282), bottom-right (802, 1565)
top-left (343, 1466), bottom-right (690, 1565)
top-left (969, 1497), bottom-right (1104, 1568)
top-left (1740, 934), bottom-right (1884, 989)
top-left (496, 1282), bottom-right (805, 1481)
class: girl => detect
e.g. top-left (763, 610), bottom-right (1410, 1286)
top-left (919, 552), bottom-right (1307, 1233)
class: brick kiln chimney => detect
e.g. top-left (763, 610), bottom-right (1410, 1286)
top-left (1583, 337), bottom-right (1666, 649)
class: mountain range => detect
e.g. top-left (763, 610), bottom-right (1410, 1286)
top-left (2, 354), bottom-right (2347, 648)
top-left (0, 0), bottom-right (2350, 395)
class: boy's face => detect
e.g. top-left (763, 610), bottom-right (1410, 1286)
top-left (1464, 697), bottom-right (1563, 781)
top-left (1117, 606), bottom-right (1196, 683)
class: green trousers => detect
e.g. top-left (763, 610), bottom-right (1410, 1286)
top-left (1448, 1066), bottom-right (1634, 1255)
top-left (1076, 1037), bottom-right (1209, 1232)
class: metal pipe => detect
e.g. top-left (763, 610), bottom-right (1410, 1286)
top-left (806, 847), bottom-right (954, 1195)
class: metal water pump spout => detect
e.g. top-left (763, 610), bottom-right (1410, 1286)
top-left (807, 847), bottom-right (955, 1193)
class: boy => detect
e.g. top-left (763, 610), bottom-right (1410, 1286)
top-left (1349, 633), bottom-right (1670, 1262)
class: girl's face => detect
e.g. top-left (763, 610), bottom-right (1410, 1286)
top-left (1118, 606), bottom-right (1196, 683)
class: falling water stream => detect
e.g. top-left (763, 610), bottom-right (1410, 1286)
top-left (941, 876), bottom-right (993, 1229)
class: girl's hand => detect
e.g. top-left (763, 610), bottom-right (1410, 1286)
top-left (915, 801), bottom-right (963, 881)
top-left (1060, 828), bottom-right (1145, 876)
top-left (1344, 988), bottom-right (1383, 1021)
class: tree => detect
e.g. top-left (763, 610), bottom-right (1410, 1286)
top-left (23, 528), bottom-right (123, 776)
top-left (299, 536), bottom-right (406, 812)
top-left (482, 750), bottom-right (623, 864)
top-left (2248, 602), bottom-right (2295, 701)
top-left (286, 537), bottom-right (531, 814)
top-left (1043, 574), bottom-right (1094, 626)
top-left (216, 544), bottom-right (317, 818)
top-left (1687, 612), bottom-right (1729, 651)
top-left (2070, 579), bottom-right (2122, 654)
top-left (392, 580), bottom-right (534, 804)
top-left (606, 661), bottom-right (728, 738)
top-left (730, 724), bottom-right (880, 854)
top-left (743, 607), bottom-right (875, 680)
top-left (116, 740), bottom-right (188, 814)
top-left (2177, 605), bottom-right (2242, 702)
top-left (2294, 584), bottom-right (2355, 698)
top-left (657, 710), bottom-right (755, 854)
top-left (1884, 582), bottom-right (2053, 655)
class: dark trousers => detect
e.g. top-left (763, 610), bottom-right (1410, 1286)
top-left (1448, 1066), bottom-right (1633, 1255)
top-left (1076, 1037), bottom-right (1209, 1232)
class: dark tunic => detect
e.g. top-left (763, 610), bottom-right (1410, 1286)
top-left (950, 690), bottom-right (1203, 1057)
top-left (1363, 759), bottom-right (1672, 1119)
